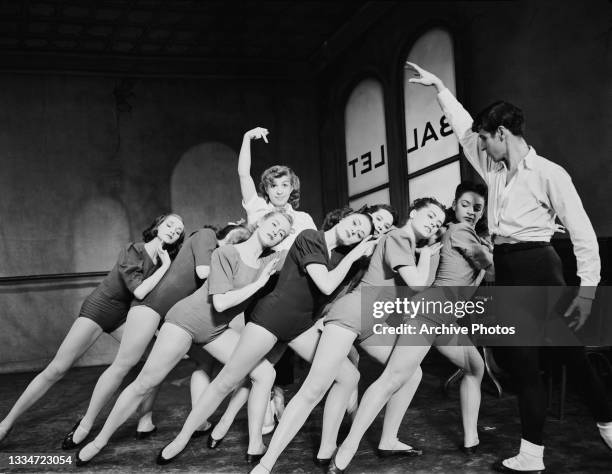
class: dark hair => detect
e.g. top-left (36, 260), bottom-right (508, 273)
top-left (357, 204), bottom-right (399, 227)
top-left (321, 207), bottom-right (375, 238)
top-left (449, 181), bottom-right (489, 236)
top-left (216, 223), bottom-right (251, 245)
top-left (142, 213), bottom-right (185, 259)
top-left (471, 100), bottom-right (525, 137)
top-left (259, 165), bottom-right (301, 209)
top-left (405, 197), bottom-right (446, 228)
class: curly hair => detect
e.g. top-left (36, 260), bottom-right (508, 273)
top-left (141, 213), bottom-right (185, 260)
top-left (258, 165), bottom-right (301, 209)
top-left (448, 181), bottom-right (489, 237)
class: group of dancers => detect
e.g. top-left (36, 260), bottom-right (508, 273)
top-left (1, 62), bottom-right (611, 473)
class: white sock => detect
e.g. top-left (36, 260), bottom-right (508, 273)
top-left (502, 439), bottom-right (545, 471)
top-left (597, 421), bottom-right (612, 450)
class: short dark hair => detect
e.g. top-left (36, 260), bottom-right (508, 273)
top-left (408, 197), bottom-right (446, 216)
top-left (142, 213), bottom-right (185, 259)
top-left (450, 181), bottom-right (489, 236)
top-left (259, 165), bottom-right (301, 209)
top-left (215, 223), bottom-right (251, 244)
top-left (357, 204), bottom-right (399, 227)
top-left (472, 101), bottom-right (525, 137)
top-left (321, 207), bottom-right (375, 237)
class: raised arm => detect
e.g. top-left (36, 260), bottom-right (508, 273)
top-left (406, 62), bottom-right (488, 181)
top-left (306, 238), bottom-right (377, 296)
top-left (238, 127), bottom-right (269, 204)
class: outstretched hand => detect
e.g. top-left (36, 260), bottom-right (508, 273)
top-left (245, 127), bottom-right (269, 143)
top-left (405, 62), bottom-right (444, 90)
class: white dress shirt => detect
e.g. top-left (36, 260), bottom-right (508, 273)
top-left (243, 194), bottom-right (317, 251)
top-left (437, 88), bottom-right (600, 292)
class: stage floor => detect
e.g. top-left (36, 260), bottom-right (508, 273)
top-left (0, 352), bottom-right (610, 473)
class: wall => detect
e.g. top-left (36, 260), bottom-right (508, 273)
top-left (317, 0), bottom-right (612, 237)
top-left (0, 73), bottom-right (321, 373)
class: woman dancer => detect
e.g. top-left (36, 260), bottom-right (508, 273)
top-left (156, 209), bottom-right (377, 464)
top-left (75, 210), bottom-right (293, 465)
top-left (0, 214), bottom-right (184, 444)
top-left (324, 188), bottom-right (490, 473)
top-left (61, 221), bottom-right (247, 448)
top-left (249, 198), bottom-right (445, 473)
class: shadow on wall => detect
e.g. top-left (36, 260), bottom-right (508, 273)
top-left (171, 142), bottom-right (243, 234)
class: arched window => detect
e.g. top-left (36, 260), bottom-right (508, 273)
top-left (344, 78), bottom-right (390, 209)
top-left (404, 28), bottom-right (460, 206)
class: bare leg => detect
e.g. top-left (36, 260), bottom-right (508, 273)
top-left (72, 306), bottom-right (160, 444)
top-left (189, 368), bottom-right (214, 432)
top-left (211, 383), bottom-right (250, 440)
top-left (77, 323), bottom-right (192, 462)
top-left (160, 323), bottom-right (277, 460)
top-left (135, 385), bottom-right (161, 433)
top-left (0, 317), bottom-right (102, 441)
top-left (334, 341), bottom-right (432, 470)
top-left (436, 344), bottom-right (484, 447)
top-left (361, 342), bottom-right (423, 451)
top-left (256, 324), bottom-right (358, 472)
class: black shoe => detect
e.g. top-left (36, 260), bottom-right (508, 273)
top-left (135, 426), bottom-right (158, 440)
top-left (245, 452), bottom-right (265, 464)
top-left (460, 443), bottom-right (479, 455)
top-left (207, 433), bottom-right (223, 449)
top-left (74, 443), bottom-right (102, 467)
top-left (192, 424), bottom-right (212, 439)
top-left (314, 455), bottom-right (331, 466)
top-left (376, 446), bottom-right (423, 458)
top-left (327, 456), bottom-right (350, 474)
top-left (492, 460), bottom-right (545, 473)
top-left (62, 419), bottom-right (85, 450)
top-left (156, 443), bottom-right (185, 466)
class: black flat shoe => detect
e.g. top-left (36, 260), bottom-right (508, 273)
top-left (327, 456), bottom-right (350, 474)
top-left (192, 424), bottom-right (212, 439)
top-left (207, 433), bottom-right (223, 449)
top-left (156, 443), bottom-right (185, 466)
top-left (313, 455), bottom-right (331, 466)
top-left (135, 426), bottom-right (158, 440)
top-left (376, 446), bottom-right (423, 458)
top-left (492, 460), bottom-right (545, 473)
top-left (62, 419), bottom-right (85, 450)
top-left (460, 443), bottom-right (479, 455)
top-left (245, 452), bottom-right (265, 464)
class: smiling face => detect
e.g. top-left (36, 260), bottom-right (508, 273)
top-left (266, 175), bottom-right (293, 207)
top-left (156, 215), bottom-right (184, 244)
top-left (335, 213), bottom-right (372, 246)
top-left (409, 204), bottom-right (445, 241)
top-left (453, 191), bottom-right (485, 228)
top-left (370, 209), bottom-right (394, 236)
top-left (257, 212), bottom-right (293, 248)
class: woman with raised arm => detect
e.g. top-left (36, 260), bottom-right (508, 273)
top-left (75, 210), bottom-right (293, 466)
top-left (0, 214), bottom-right (184, 445)
top-left (156, 209), bottom-right (377, 465)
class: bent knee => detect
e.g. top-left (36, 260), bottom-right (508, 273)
top-left (382, 368), bottom-right (414, 393)
top-left (250, 363), bottom-right (276, 387)
top-left (45, 360), bottom-right (71, 381)
top-left (337, 364), bottom-right (360, 387)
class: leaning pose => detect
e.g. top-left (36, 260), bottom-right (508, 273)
top-left (75, 210), bottom-right (293, 465)
top-left (0, 214), bottom-right (184, 444)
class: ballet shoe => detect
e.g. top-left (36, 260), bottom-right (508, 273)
top-left (191, 422), bottom-right (212, 439)
top-left (460, 442), bottom-right (479, 455)
top-left (207, 433), bottom-right (223, 449)
top-left (376, 446), bottom-right (423, 458)
top-left (62, 419), bottom-right (87, 450)
top-left (135, 426), bottom-right (157, 440)
top-left (75, 442), bottom-right (103, 467)
top-left (313, 455), bottom-right (332, 466)
top-left (327, 455), bottom-right (350, 474)
top-left (492, 460), bottom-right (545, 473)
top-left (156, 442), bottom-right (185, 465)
top-left (245, 452), bottom-right (265, 464)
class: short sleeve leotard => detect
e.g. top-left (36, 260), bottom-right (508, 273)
top-left (165, 246), bottom-right (284, 345)
top-left (132, 228), bottom-right (218, 318)
top-left (325, 228), bottom-right (417, 342)
top-left (79, 242), bottom-right (159, 333)
top-left (248, 229), bottom-right (345, 342)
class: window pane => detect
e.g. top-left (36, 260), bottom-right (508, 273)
top-left (408, 160), bottom-right (460, 207)
top-left (349, 187), bottom-right (390, 210)
top-left (345, 78), bottom-right (389, 197)
top-left (404, 28), bottom-right (459, 174)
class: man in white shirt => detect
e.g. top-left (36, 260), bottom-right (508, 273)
top-left (407, 62), bottom-right (612, 473)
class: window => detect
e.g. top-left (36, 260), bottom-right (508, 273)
top-left (404, 28), bottom-right (460, 206)
top-left (345, 78), bottom-right (390, 209)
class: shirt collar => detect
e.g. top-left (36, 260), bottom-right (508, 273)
top-left (521, 147), bottom-right (537, 170)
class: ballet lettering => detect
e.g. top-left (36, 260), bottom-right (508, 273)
top-left (347, 145), bottom-right (385, 178)
top-left (406, 115), bottom-right (453, 153)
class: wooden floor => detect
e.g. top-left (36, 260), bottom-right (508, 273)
top-left (0, 352), bottom-right (611, 473)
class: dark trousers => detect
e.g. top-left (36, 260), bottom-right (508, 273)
top-left (492, 243), bottom-right (611, 445)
